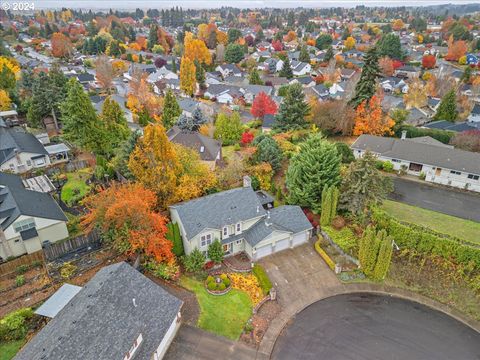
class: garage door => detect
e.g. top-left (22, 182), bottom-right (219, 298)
top-left (274, 238), bottom-right (290, 252)
top-left (292, 232), bottom-right (308, 247)
top-left (254, 244), bottom-right (273, 260)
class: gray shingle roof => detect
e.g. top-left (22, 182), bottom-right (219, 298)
top-left (0, 172), bottom-right (67, 230)
top-left (15, 262), bottom-right (182, 360)
top-left (171, 187), bottom-right (266, 240)
top-left (0, 126), bottom-right (48, 165)
top-left (167, 128), bottom-right (221, 162)
top-left (351, 134), bottom-right (480, 175)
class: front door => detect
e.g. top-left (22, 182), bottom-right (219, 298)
top-left (223, 243), bottom-right (232, 255)
top-left (435, 168), bottom-right (442, 176)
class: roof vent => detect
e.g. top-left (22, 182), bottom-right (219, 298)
top-left (133, 298), bottom-right (137, 308)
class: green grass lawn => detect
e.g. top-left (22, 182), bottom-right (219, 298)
top-left (61, 169), bottom-right (92, 206)
top-left (0, 340), bottom-right (25, 360)
top-left (382, 200), bottom-right (480, 245)
top-left (179, 276), bottom-right (252, 340)
top-left (222, 145), bottom-right (236, 162)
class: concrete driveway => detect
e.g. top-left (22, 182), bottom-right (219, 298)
top-left (164, 324), bottom-right (257, 360)
top-left (391, 177), bottom-right (480, 222)
top-left (272, 293), bottom-right (480, 360)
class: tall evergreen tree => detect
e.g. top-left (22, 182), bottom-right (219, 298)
top-left (274, 83), bottom-right (309, 131)
top-left (339, 151), bottom-right (393, 216)
top-left (162, 89), bottom-right (181, 129)
top-left (324, 46), bottom-right (334, 62)
top-left (60, 79), bottom-right (105, 153)
top-left (299, 46), bottom-right (310, 63)
top-left (434, 89), bottom-right (458, 122)
top-left (252, 135), bottom-right (283, 171)
top-left (350, 47), bottom-right (380, 108)
top-left (321, 185), bottom-right (339, 226)
top-left (377, 33), bottom-right (404, 60)
top-left (147, 24), bottom-right (159, 50)
top-left (279, 56), bottom-right (293, 79)
top-left (100, 96), bottom-right (130, 157)
top-left (286, 133), bottom-right (341, 212)
top-left (249, 68), bottom-right (263, 85)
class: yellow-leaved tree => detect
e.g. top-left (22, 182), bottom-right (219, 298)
top-left (0, 90), bottom-right (11, 110)
top-left (180, 56), bottom-right (196, 96)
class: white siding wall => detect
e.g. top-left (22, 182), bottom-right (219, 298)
top-left (354, 149), bottom-right (480, 193)
top-left (154, 313), bottom-right (181, 360)
top-left (0, 152), bottom-right (50, 174)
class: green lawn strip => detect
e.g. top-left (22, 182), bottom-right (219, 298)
top-left (179, 276), bottom-right (252, 340)
top-left (61, 170), bottom-right (92, 205)
top-left (382, 200), bottom-right (480, 245)
top-left (0, 340), bottom-right (25, 360)
top-left (221, 145), bottom-right (236, 162)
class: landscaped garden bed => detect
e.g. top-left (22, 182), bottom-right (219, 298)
top-left (205, 274), bottom-right (232, 295)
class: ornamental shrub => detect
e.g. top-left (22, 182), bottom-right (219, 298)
top-left (252, 264), bottom-right (273, 295)
top-left (0, 308), bottom-right (34, 341)
top-left (15, 275), bottom-right (25, 287)
top-left (223, 278), bottom-right (231, 287)
top-left (206, 275), bottom-right (215, 283)
top-left (382, 161), bottom-right (394, 173)
top-left (220, 274), bottom-right (228, 280)
top-left (207, 281), bottom-right (217, 290)
top-left (217, 282), bottom-right (226, 291)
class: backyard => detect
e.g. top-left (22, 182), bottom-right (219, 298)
top-left (382, 200), bottom-right (480, 245)
top-left (0, 340), bottom-right (24, 360)
top-left (179, 276), bottom-right (252, 340)
top-left (60, 169), bottom-right (93, 206)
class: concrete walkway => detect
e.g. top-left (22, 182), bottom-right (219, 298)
top-left (256, 242), bottom-right (480, 359)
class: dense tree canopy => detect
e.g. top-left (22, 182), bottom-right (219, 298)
top-left (274, 83), bottom-right (309, 131)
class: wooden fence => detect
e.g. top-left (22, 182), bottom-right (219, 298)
top-left (0, 251), bottom-right (45, 278)
top-left (43, 231), bottom-right (101, 261)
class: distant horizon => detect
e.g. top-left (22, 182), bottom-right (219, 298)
top-left (32, 0), bottom-right (480, 10)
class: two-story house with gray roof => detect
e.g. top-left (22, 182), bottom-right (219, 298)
top-left (352, 134), bottom-right (480, 192)
top-left (0, 173), bottom-right (68, 260)
top-left (169, 181), bottom-right (312, 260)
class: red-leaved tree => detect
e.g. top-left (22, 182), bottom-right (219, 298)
top-left (271, 40), bottom-right (283, 51)
top-left (241, 131), bottom-right (255, 145)
top-left (251, 92), bottom-right (278, 119)
top-left (422, 55), bottom-right (436, 69)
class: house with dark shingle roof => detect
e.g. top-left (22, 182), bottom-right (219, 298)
top-left (167, 127), bottom-right (221, 169)
top-left (0, 123), bottom-right (50, 174)
top-left (0, 172), bottom-right (68, 260)
top-left (169, 183), bottom-right (312, 260)
top-left (352, 134), bottom-right (480, 192)
top-left (15, 262), bottom-right (183, 360)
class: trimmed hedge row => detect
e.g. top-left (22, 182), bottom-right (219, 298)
top-left (314, 240), bottom-right (336, 270)
top-left (395, 125), bottom-right (455, 145)
top-left (252, 264), bottom-right (273, 295)
top-left (372, 209), bottom-right (480, 270)
top-left (323, 226), bottom-right (358, 257)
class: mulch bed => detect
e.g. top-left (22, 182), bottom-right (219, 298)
top-left (240, 300), bottom-right (282, 347)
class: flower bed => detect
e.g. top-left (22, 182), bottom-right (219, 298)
top-left (205, 274), bottom-right (232, 295)
top-left (229, 273), bottom-right (263, 305)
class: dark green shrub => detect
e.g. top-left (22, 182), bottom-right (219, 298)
top-left (372, 209), bottom-right (480, 270)
top-left (375, 160), bottom-right (384, 170)
top-left (166, 223), bottom-right (184, 257)
top-left (253, 264), bottom-right (273, 295)
top-left (395, 125), bottom-right (454, 144)
top-left (182, 249), bottom-right (206, 273)
top-left (15, 264), bottom-right (29, 275)
top-left (334, 142), bottom-right (355, 164)
top-left (223, 278), bottom-right (231, 287)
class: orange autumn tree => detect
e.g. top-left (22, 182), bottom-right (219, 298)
top-left (184, 32), bottom-right (212, 65)
top-left (353, 95), bottom-right (395, 136)
top-left (128, 124), bottom-right (216, 209)
top-left (51, 32), bottom-right (73, 58)
top-left (445, 35), bottom-right (467, 62)
top-left (81, 182), bottom-right (174, 263)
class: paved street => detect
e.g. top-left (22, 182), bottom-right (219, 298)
top-left (272, 293), bottom-right (480, 360)
top-left (391, 177), bottom-right (480, 222)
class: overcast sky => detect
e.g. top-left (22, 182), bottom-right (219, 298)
top-left (33, 0), bottom-right (480, 10)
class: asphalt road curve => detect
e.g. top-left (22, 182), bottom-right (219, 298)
top-left (272, 293), bottom-right (480, 360)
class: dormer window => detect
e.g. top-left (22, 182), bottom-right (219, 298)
top-left (236, 223), bottom-right (241, 233)
top-left (223, 226), bottom-right (228, 237)
top-left (200, 146), bottom-right (205, 153)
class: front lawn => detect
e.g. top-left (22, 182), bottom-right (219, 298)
top-left (382, 200), bottom-right (480, 245)
top-left (179, 276), bottom-right (252, 340)
top-left (0, 340), bottom-right (24, 360)
top-left (61, 169), bottom-right (92, 206)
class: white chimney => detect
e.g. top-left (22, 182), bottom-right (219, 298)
top-left (401, 130), bottom-right (407, 140)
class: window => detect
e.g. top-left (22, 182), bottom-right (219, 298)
top-left (14, 239), bottom-right (20, 243)
top-left (450, 170), bottom-right (461, 176)
top-left (236, 223), bottom-right (241, 233)
top-left (236, 239), bottom-right (242, 245)
top-left (200, 233), bottom-right (212, 247)
top-left (200, 146), bottom-right (205, 153)
top-left (13, 218), bottom-right (36, 233)
top-left (468, 174), bottom-right (480, 180)
top-left (26, 160), bottom-right (32, 166)
top-left (223, 226), bottom-right (228, 237)
top-left (392, 159), bottom-right (401, 163)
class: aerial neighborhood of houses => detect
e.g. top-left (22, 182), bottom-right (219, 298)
top-left (0, 3), bottom-right (480, 360)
